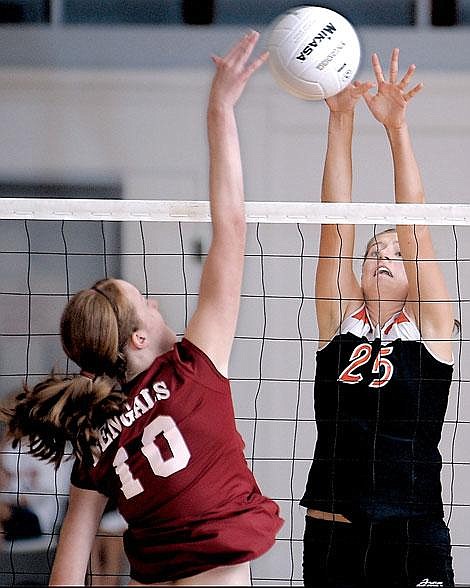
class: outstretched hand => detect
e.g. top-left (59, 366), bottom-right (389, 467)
top-left (209, 31), bottom-right (269, 109)
top-left (363, 48), bottom-right (423, 129)
top-left (326, 80), bottom-right (373, 113)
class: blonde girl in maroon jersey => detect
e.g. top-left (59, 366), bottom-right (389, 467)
top-left (2, 32), bottom-right (282, 586)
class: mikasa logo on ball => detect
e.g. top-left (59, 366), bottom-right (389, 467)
top-left (295, 22), bottom-right (337, 61)
top-left (267, 6), bottom-right (361, 100)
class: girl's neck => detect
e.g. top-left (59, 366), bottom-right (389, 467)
top-left (126, 333), bottom-right (177, 382)
top-left (364, 299), bottom-right (404, 328)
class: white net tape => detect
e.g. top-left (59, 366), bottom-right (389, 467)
top-left (2, 198), bottom-right (470, 225)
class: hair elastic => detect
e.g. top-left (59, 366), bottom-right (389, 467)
top-left (80, 370), bottom-right (96, 381)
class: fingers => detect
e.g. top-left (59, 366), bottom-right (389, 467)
top-left (350, 80), bottom-right (375, 104)
top-left (212, 30), bottom-right (266, 81)
top-left (389, 47), bottom-right (399, 83)
top-left (371, 52), bottom-right (385, 83)
top-left (398, 63), bottom-right (416, 90)
top-left (209, 30), bottom-right (266, 106)
top-left (244, 50), bottom-right (269, 78)
top-left (222, 30), bottom-right (260, 67)
top-left (404, 81), bottom-right (424, 101)
top-left (372, 49), bottom-right (422, 97)
top-left (352, 80), bottom-right (375, 95)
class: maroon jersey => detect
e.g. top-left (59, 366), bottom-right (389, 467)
top-left (71, 338), bottom-right (282, 583)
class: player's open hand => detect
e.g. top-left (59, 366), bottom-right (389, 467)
top-left (209, 31), bottom-right (269, 109)
top-left (326, 80), bottom-right (374, 113)
top-left (363, 48), bottom-right (423, 129)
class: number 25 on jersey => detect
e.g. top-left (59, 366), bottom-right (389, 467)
top-left (338, 343), bottom-right (394, 388)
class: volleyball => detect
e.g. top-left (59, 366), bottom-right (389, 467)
top-left (267, 5), bottom-right (361, 100)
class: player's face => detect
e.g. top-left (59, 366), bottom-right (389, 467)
top-left (115, 279), bottom-right (175, 350)
top-left (361, 231), bottom-right (408, 302)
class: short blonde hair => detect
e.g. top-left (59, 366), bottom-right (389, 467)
top-left (363, 228), bottom-right (397, 261)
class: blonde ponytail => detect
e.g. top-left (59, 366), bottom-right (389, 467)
top-left (2, 373), bottom-right (125, 467)
top-left (1, 278), bottom-right (140, 466)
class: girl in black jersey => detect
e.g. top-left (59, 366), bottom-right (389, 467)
top-left (1, 33), bottom-right (283, 586)
top-left (301, 50), bottom-right (455, 587)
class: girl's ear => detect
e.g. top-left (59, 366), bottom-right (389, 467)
top-left (129, 329), bottom-right (148, 350)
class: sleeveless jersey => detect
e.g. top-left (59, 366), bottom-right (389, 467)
top-left (300, 305), bottom-right (453, 522)
top-left (71, 338), bottom-right (283, 583)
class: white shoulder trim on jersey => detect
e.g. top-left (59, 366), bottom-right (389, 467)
top-left (318, 304), bottom-right (453, 365)
top-left (338, 304), bottom-right (421, 343)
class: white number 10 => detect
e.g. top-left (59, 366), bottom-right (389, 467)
top-left (113, 415), bottom-right (191, 499)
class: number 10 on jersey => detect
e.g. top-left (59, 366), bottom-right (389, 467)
top-left (113, 415), bottom-right (191, 499)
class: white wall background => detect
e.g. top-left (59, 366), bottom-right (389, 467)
top-left (0, 26), bottom-right (469, 585)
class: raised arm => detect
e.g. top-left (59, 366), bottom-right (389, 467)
top-left (316, 82), bottom-right (372, 342)
top-left (363, 49), bottom-right (454, 358)
top-left (49, 484), bottom-right (107, 585)
top-left (184, 32), bottom-right (268, 376)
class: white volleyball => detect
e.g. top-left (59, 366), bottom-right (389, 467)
top-left (268, 5), bottom-right (361, 100)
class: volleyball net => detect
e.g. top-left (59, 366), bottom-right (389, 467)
top-left (0, 199), bottom-right (469, 586)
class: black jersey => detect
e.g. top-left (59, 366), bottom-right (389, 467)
top-left (301, 305), bottom-right (453, 522)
